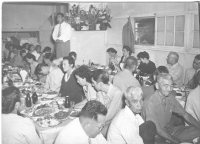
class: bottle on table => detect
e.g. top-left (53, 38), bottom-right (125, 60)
top-left (139, 77), bottom-right (143, 86)
top-left (136, 74), bottom-right (140, 81)
top-left (8, 78), bottom-right (13, 87)
top-left (64, 96), bottom-right (70, 108)
top-left (25, 93), bottom-right (32, 107)
top-left (32, 92), bottom-right (38, 104)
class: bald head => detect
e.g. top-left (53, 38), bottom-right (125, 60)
top-left (124, 56), bottom-right (138, 72)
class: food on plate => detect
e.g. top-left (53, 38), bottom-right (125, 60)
top-left (35, 82), bottom-right (42, 86)
top-left (40, 97), bottom-right (54, 101)
top-left (35, 104), bottom-right (49, 110)
top-left (70, 111), bottom-right (80, 117)
top-left (34, 107), bottom-right (55, 116)
top-left (46, 91), bottom-right (57, 95)
top-left (37, 118), bottom-right (61, 127)
top-left (54, 111), bottom-right (69, 120)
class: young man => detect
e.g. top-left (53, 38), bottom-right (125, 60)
top-left (35, 63), bottom-right (63, 92)
top-left (108, 87), bottom-right (156, 144)
top-left (106, 47), bottom-right (121, 71)
top-left (38, 46), bottom-right (51, 64)
top-left (90, 69), bottom-right (123, 136)
top-left (55, 100), bottom-right (108, 144)
top-left (31, 45), bottom-right (41, 61)
top-left (52, 13), bottom-right (72, 59)
top-left (113, 56), bottom-right (141, 93)
top-left (166, 51), bottom-right (183, 87)
top-left (142, 73), bottom-right (200, 143)
top-left (2, 86), bottom-right (42, 144)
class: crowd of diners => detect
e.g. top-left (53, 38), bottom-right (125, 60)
top-left (2, 42), bottom-right (200, 144)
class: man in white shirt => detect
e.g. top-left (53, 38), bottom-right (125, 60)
top-left (107, 86), bottom-right (156, 144)
top-left (31, 45), bottom-right (41, 61)
top-left (35, 63), bottom-right (64, 92)
top-left (2, 86), bottom-right (42, 144)
top-left (113, 56), bottom-right (141, 93)
top-left (52, 13), bottom-right (72, 59)
top-left (185, 71), bottom-right (200, 123)
top-left (166, 51), bottom-right (183, 87)
top-left (55, 100), bottom-right (109, 144)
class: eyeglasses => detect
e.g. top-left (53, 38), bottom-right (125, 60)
top-left (193, 61), bottom-right (200, 65)
top-left (90, 122), bottom-right (105, 131)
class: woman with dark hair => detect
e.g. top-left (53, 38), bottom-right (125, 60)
top-left (137, 51), bottom-right (156, 75)
top-left (38, 46), bottom-right (52, 64)
top-left (59, 56), bottom-right (84, 103)
top-left (119, 45), bottom-right (132, 70)
top-left (43, 53), bottom-right (56, 67)
top-left (2, 86), bottom-right (42, 144)
top-left (25, 53), bottom-right (38, 76)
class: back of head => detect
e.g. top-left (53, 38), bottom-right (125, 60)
top-left (124, 56), bottom-right (138, 70)
top-left (90, 69), bottom-right (109, 84)
top-left (25, 53), bottom-right (36, 61)
top-left (155, 66), bottom-right (169, 76)
top-left (44, 53), bottom-right (56, 62)
top-left (43, 46), bottom-right (51, 53)
top-left (79, 100), bottom-right (107, 121)
top-left (2, 86), bottom-right (20, 114)
top-left (63, 56), bottom-right (75, 68)
top-left (123, 45), bottom-right (132, 56)
top-left (74, 65), bottom-right (92, 83)
top-left (69, 51), bottom-right (77, 60)
top-left (137, 51), bottom-right (149, 59)
top-left (107, 48), bottom-right (117, 54)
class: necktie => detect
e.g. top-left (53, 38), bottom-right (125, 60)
top-left (57, 24), bottom-right (61, 37)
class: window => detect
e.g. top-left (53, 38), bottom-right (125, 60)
top-left (135, 17), bottom-right (155, 45)
top-left (193, 14), bottom-right (199, 48)
top-left (156, 15), bottom-right (185, 47)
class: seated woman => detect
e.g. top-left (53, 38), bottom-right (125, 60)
top-left (25, 53), bottom-right (38, 77)
top-left (74, 65), bottom-right (97, 109)
top-left (59, 56), bottom-right (84, 104)
top-left (35, 63), bottom-right (64, 92)
top-left (137, 51), bottom-right (156, 76)
top-left (119, 45), bottom-right (132, 70)
top-left (38, 46), bottom-right (51, 64)
top-left (43, 53), bottom-right (57, 67)
top-left (2, 86), bottom-right (42, 144)
top-left (106, 47), bottom-right (121, 71)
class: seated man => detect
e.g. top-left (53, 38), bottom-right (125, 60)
top-left (25, 53), bottom-right (38, 77)
top-left (90, 69), bottom-right (123, 136)
top-left (184, 54), bottom-right (200, 89)
top-left (119, 45), bottom-right (132, 70)
top-left (108, 86), bottom-right (156, 144)
top-left (35, 63), bottom-right (64, 92)
top-left (185, 71), bottom-right (200, 123)
top-left (113, 56), bottom-right (141, 93)
top-left (38, 46), bottom-right (51, 64)
top-left (74, 65), bottom-right (97, 109)
top-left (55, 100), bottom-right (108, 144)
top-left (137, 51), bottom-right (156, 75)
top-left (31, 45), bottom-right (41, 61)
top-left (2, 86), bottom-right (42, 144)
top-left (106, 47), bottom-right (121, 71)
top-left (142, 73), bottom-right (200, 143)
top-left (166, 51), bottom-right (183, 87)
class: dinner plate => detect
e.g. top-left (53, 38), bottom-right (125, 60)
top-left (37, 118), bottom-right (61, 128)
top-left (69, 110), bottom-right (80, 119)
top-left (54, 110), bottom-right (70, 121)
top-left (34, 107), bottom-right (55, 116)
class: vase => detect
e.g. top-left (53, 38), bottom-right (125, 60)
top-left (89, 24), bottom-right (96, 30)
top-left (99, 23), bottom-right (107, 30)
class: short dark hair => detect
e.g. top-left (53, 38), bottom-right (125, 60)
top-left (2, 86), bottom-right (20, 114)
top-left (25, 53), bottom-right (36, 61)
top-left (79, 100), bottom-right (107, 121)
top-left (42, 46), bottom-right (51, 53)
top-left (124, 56), bottom-right (138, 69)
top-left (5, 42), bottom-right (12, 49)
top-left (35, 63), bottom-right (48, 75)
top-left (137, 51), bottom-right (150, 59)
top-left (69, 51), bottom-right (77, 59)
top-left (20, 49), bottom-right (27, 57)
top-left (57, 13), bottom-right (64, 17)
top-left (90, 69), bottom-right (109, 84)
top-left (154, 66), bottom-right (169, 76)
top-left (63, 56), bottom-right (75, 68)
top-left (195, 54), bottom-right (200, 60)
top-left (44, 53), bottom-right (56, 62)
top-left (107, 48), bottom-right (117, 54)
top-left (123, 45), bottom-right (132, 56)
top-left (28, 44), bottom-right (34, 51)
top-left (35, 45), bottom-right (41, 49)
top-left (74, 65), bottom-right (92, 83)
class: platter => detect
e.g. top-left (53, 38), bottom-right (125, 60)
top-left (34, 107), bottom-right (55, 116)
top-left (36, 118), bottom-right (61, 128)
top-left (54, 110), bottom-right (70, 120)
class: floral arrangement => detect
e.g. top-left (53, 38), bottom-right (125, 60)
top-left (68, 4), bottom-right (112, 30)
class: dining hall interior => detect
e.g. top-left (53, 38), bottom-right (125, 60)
top-left (1, 1), bottom-right (200, 144)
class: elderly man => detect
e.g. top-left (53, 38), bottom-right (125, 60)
top-left (107, 86), bottom-right (156, 144)
top-left (52, 13), bottom-right (72, 59)
top-left (142, 73), bottom-right (200, 143)
top-left (184, 54), bottom-right (200, 88)
top-left (113, 56), bottom-right (141, 93)
top-left (55, 100), bottom-right (108, 144)
top-left (166, 51), bottom-right (183, 87)
top-left (185, 71), bottom-right (200, 123)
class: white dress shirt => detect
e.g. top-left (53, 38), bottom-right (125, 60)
top-left (31, 51), bottom-right (40, 61)
top-left (45, 66), bottom-right (64, 92)
top-left (2, 114), bottom-right (42, 144)
top-left (185, 85), bottom-right (200, 123)
top-left (52, 22), bottom-right (72, 42)
top-left (107, 106), bottom-right (144, 144)
top-left (55, 118), bottom-right (108, 144)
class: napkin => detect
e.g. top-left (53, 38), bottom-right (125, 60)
top-left (20, 70), bottom-right (28, 82)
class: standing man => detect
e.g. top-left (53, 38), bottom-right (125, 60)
top-left (52, 13), bottom-right (72, 59)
